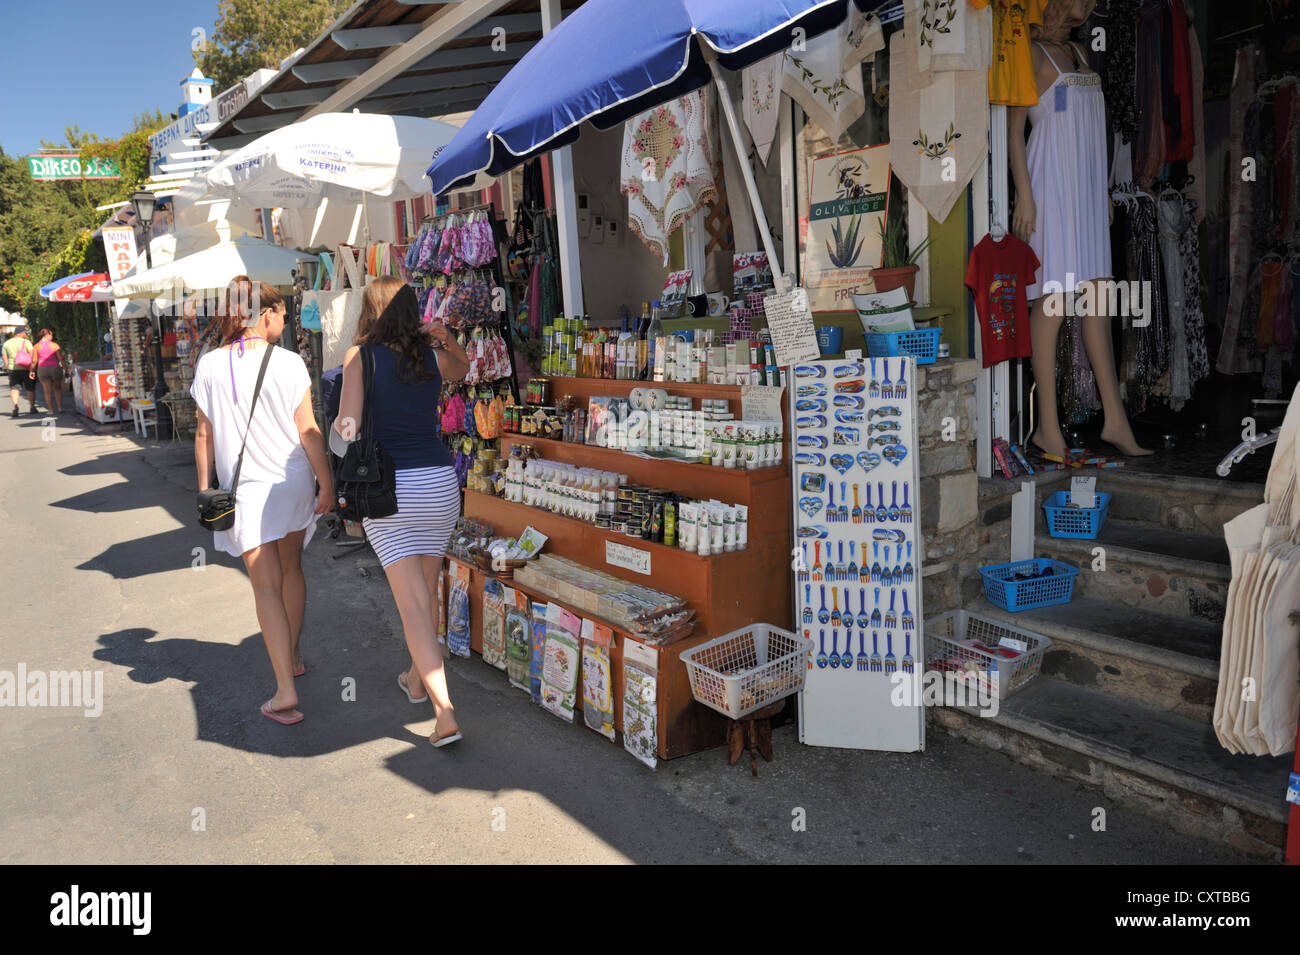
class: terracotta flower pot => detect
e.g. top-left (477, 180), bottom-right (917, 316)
top-left (869, 265), bottom-right (921, 304)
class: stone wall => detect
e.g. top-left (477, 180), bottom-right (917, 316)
top-left (914, 358), bottom-right (981, 619)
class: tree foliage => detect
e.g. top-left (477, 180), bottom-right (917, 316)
top-left (0, 108), bottom-right (169, 360)
top-left (195, 0), bottom-right (352, 90)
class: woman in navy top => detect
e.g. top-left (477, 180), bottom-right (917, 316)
top-left (333, 278), bottom-right (469, 747)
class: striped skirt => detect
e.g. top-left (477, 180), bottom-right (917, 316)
top-left (362, 466), bottom-right (461, 567)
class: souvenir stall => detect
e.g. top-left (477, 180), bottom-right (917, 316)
top-left (414, 0), bottom-right (997, 763)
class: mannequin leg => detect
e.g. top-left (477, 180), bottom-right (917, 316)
top-left (1079, 281), bottom-right (1153, 456)
top-left (1029, 294), bottom-right (1069, 458)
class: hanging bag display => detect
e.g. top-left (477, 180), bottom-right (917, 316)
top-left (319, 245), bottom-right (368, 370)
top-left (334, 345), bottom-right (398, 521)
top-left (298, 254), bottom-right (328, 331)
top-left (197, 343), bottom-right (276, 532)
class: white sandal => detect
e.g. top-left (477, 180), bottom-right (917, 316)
top-left (397, 672), bottom-right (430, 705)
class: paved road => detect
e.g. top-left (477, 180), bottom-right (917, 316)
top-left (0, 408), bottom-right (1259, 864)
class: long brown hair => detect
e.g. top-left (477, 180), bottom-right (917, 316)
top-left (216, 275), bottom-right (284, 344)
top-left (36, 328), bottom-right (53, 341)
top-left (355, 280), bottom-right (434, 384)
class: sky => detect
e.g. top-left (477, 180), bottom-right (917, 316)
top-left (0, 0), bottom-right (219, 156)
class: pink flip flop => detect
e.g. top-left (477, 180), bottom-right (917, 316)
top-left (293, 660), bottom-right (306, 678)
top-left (261, 700), bottom-right (304, 725)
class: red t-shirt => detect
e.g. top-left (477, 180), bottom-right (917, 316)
top-left (965, 234), bottom-right (1039, 368)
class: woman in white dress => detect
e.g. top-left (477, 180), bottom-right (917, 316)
top-left (191, 276), bottom-right (334, 725)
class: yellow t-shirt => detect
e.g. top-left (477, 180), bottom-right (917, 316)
top-left (974, 0), bottom-right (1048, 107)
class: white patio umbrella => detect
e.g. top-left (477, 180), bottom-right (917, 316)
top-left (202, 112), bottom-right (462, 240)
top-left (111, 235), bottom-right (309, 300)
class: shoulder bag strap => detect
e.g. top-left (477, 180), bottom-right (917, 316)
top-left (360, 344), bottom-right (377, 451)
top-left (228, 343), bottom-right (277, 497)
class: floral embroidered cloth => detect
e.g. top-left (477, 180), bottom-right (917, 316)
top-left (742, 53), bottom-right (781, 165)
top-left (887, 27), bottom-right (990, 223)
top-left (914, 0), bottom-right (991, 76)
top-left (621, 89), bottom-right (718, 265)
top-left (779, 5), bottom-right (883, 141)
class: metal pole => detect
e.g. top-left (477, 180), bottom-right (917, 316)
top-left (703, 48), bottom-right (787, 293)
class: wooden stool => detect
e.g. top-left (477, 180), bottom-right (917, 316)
top-left (726, 699), bottom-right (785, 779)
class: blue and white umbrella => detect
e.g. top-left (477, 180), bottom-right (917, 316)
top-left (426, 0), bottom-right (882, 282)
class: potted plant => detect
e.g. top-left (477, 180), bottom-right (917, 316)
top-left (870, 214), bottom-right (933, 304)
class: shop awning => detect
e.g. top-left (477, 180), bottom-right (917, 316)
top-left (203, 0), bottom-right (589, 152)
top-left (427, 0), bottom-right (886, 195)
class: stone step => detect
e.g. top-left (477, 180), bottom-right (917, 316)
top-left (1097, 470), bottom-right (1262, 537)
top-left (933, 679), bottom-right (1290, 858)
top-left (1035, 519), bottom-right (1230, 622)
top-left (967, 597), bottom-right (1221, 724)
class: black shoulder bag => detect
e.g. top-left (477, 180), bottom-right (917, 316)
top-left (334, 344), bottom-right (398, 521)
top-left (197, 342), bottom-right (276, 532)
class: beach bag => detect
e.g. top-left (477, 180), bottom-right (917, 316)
top-left (319, 245), bottom-right (367, 370)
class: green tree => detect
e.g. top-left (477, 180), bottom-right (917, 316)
top-left (196, 0), bottom-right (352, 90)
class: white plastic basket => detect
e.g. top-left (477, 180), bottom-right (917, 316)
top-left (923, 611), bottom-right (1052, 702)
top-left (680, 624), bottom-right (812, 720)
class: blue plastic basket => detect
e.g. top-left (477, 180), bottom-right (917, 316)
top-left (1042, 490), bottom-right (1111, 539)
top-left (864, 327), bottom-right (941, 364)
top-left (979, 558), bottom-right (1079, 612)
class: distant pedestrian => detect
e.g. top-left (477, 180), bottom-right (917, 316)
top-left (190, 276), bottom-right (334, 726)
top-left (31, 329), bottom-right (64, 414)
top-left (2, 328), bottom-right (37, 416)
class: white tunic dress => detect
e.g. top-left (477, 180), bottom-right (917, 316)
top-left (1025, 41), bottom-right (1112, 301)
top-left (191, 342), bottom-right (317, 557)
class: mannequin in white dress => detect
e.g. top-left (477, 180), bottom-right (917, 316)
top-left (1008, 0), bottom-right (1152, 458)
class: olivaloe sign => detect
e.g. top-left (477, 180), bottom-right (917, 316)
top-left (27, 154), bottom-right (122, 180)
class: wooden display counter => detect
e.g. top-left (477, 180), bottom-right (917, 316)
top-left (460, 376), bottom-right (793, 759)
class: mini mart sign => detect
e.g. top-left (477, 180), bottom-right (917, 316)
top-left (28, 154), bottom-right (122, 180)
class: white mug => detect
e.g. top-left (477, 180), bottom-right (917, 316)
top-left (706, 292), bottom-right (730, 316)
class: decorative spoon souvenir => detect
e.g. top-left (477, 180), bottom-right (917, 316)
top-left (903, 542), bottom-right (914, 583)
top-left (859, 547), bottom-right (871, 584)
top-left (802, 585), bottom-right (813, 624)
top-left (812, 540), bottom-right (823, 580)
top-left (896, 362), bottom-right (908, 400)
top-left (901, 592), bottom-right (915, 631)
top-left (876, 482), bottom-right (888, 523)
top-left (839, 482), bottom-right (849, 522)
top-left (900, 484), bottom-right (913, 524)
top-left (871, 543), bottom-right (882, 583)
top-left (881, 364), bottom-right (893, 399)
top-left (870, 632), bottom-right (883, 672)
top-left (868, 359), bottom-right (880, 398)
top-left (885, 590), bottom-right (898, 629)
top-left (902, 634), bottom-right (915, 674)
top-left (847, 543), bottom-right (858, 581)
top-left (863, 483), bottom-right (874, 524)
top-left (851, 484), bottom-right (863, 524)
top-left (830, 589), bottom-right (841, 627)
top-left (817, 630), bottom-right (828, 668)
top-left (857, 588), bottom-right (871, 629)
top-left (884, 632), bottom-right (897, 674)
top-left (829, 629), bottom-right (841, 669)
top-left (870, 587), bottom-right (882, 629)
top-left (818, 585), bottom-right (829, 624)
top-left (857, 632), bottom-right (870, 671)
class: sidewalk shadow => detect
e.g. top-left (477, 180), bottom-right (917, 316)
top-left (95, 626), bottom-right (411, 758)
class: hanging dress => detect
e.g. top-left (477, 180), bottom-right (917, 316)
top-left (1025, 42), bottom-right (1112, 301)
